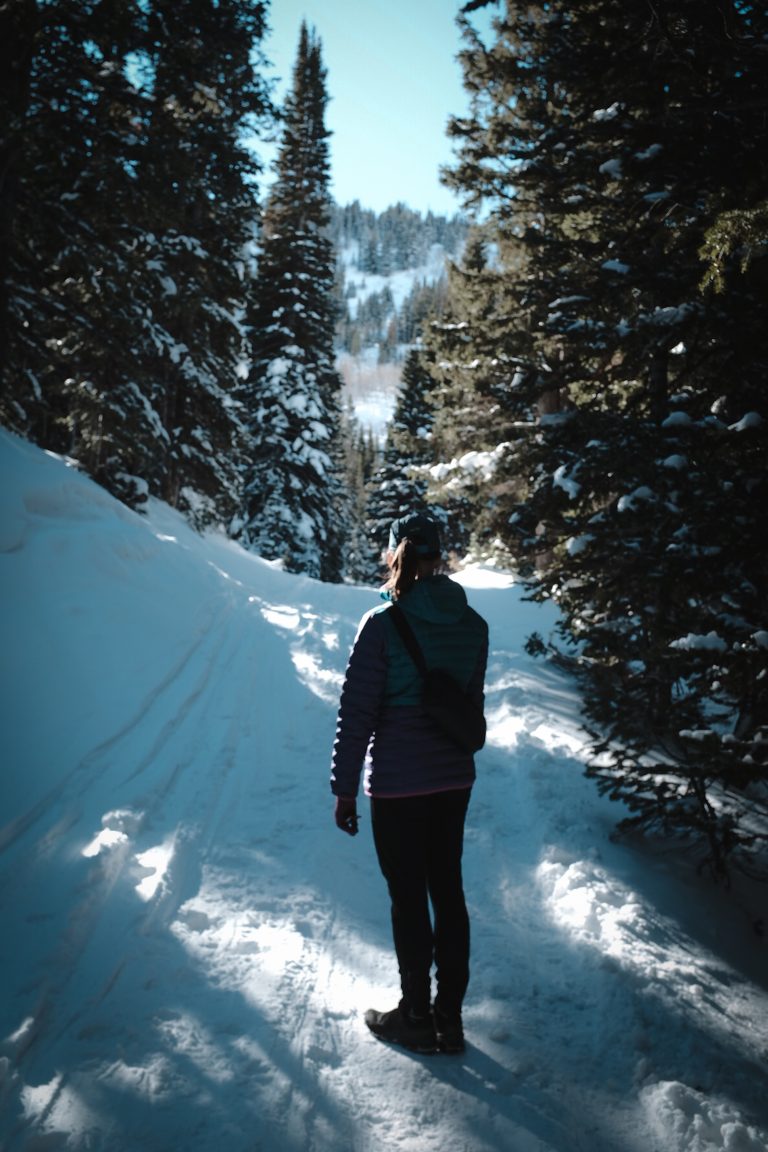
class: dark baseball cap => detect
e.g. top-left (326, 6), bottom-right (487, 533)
top-left (388, 513), bottom-right (441, 558)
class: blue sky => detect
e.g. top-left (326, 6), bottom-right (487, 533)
top-left (260, 0), bottom-right (481, 216)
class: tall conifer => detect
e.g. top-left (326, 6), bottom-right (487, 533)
top-left (2, 0), bottom-right (271, 519)
top-left (449, 0), bottom-right (768, 873)
top-left (0, 0), bottom-right (36, 378)
top-left (363, 347), bottom-right (438, 579)
top-left (2, 0), bottom-right (152, 498)
top-left (240, 23), bottom-right (344, 581)
top-left (137, 0), bottom-right (270, 523)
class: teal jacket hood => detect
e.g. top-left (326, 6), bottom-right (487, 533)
top-left (387, 574), bottom-right (468, 625)
top-left (375, 574), bottom-right (487, 706)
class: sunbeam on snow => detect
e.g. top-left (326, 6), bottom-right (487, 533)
top-left (537, 850), bottom-right (768, 1068)
top-left (135, 839), bottom-right (175, 902)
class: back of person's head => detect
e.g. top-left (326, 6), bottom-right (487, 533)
top-left (385, 512), bottom-right (441, 600)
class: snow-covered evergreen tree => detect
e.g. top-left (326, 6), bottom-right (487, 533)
top-left (338, 405), bottom-right (380, 584)
top-left (448, 0), bottom-right (768, 873)
top-left (2, 0), bottom-right (157, 503)
top-left (420, 225), bottom-right (531, 559)
top-left (135, 0), bottom-right (270, 524)
top-left (362, 347), bottom-right (440, 579)
top-left (241, 24), bottom-right (343, 585)
top-left (1, 0), bottom-right (271, 520)
top-left (0, 0), bottom-right (36, 378)
top-left (240, 22), bottom-right (344, 581)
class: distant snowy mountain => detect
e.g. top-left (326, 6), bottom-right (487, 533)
top-left (335, 242), bottom-right (451, 441)
top-left (331, 202), bottom-right (467, 439)
top-left (340, 238), bottom-right (453, 313)
top-left (2, 426), bottom-right (768, 1152)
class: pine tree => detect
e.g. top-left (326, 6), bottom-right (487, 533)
top-left (2, 0), bottom-right (272, 519)
top-left (240, 23), bottom-right (344, 581)
top-left (449, 0), bottom-right (768, 874)
top-left (135, 0), bottom-right (271, 524)
top-left (2, 0), bottom-right (154, 498)
top-left (0, 0), bottom-right (36, 379)
top-left (421, 224), bottom-right (531, 559)
top-left (339, 403), bottom-right (381, 584)
top-left (363, 347), bottom-right (440, 580)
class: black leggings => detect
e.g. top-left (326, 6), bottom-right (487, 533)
top-left (371, 788), bottom-right (471, 1018)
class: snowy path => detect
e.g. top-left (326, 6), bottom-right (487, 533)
top-left (1, 429), bottom-right (767, 1152)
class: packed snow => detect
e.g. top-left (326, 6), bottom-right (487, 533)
top-left (1, 427), bottom-right (767, 1152)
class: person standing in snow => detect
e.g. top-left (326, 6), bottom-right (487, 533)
top-left (331, 512), bottom-right (488, 1054)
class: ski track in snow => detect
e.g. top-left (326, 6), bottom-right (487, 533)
top-left (1, 427), bottom-right (768, 1152)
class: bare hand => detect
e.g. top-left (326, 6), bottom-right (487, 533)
top-left (334, 797), bottom-right (359, 836)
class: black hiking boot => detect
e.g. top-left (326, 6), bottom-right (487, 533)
top-left (364, 1002), bottom-right (438, 1054)
top-left (433, 1006), bottom-right (465, 1054)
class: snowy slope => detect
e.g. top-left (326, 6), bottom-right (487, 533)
top-left (1, 427), bottom-right (767, 1152)
top-left (337, 240), bottom-right (452, 438)
top-left (341, 240), bottom-right (451, 314)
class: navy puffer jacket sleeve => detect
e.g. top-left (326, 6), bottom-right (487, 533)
top-left (330, 611), bottom-right (388, 798)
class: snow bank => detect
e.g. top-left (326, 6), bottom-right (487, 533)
top-left (642, 1081), bottom-right (767, 1152)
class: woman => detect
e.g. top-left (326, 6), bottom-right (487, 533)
top-left (331, 512), bottom-right (488, 1054)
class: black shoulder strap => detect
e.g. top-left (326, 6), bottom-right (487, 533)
top-left (388, 604), bottom-right (428, 679)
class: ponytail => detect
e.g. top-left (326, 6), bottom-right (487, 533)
top-left (384, 539), bottom-right (421, 601)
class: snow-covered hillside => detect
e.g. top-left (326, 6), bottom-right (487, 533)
top-left (336, 239), bottom-right (454, 438)
top-left (1, 427), bottom-right (767, 1152)
top-left (340, 240), bottom-right (451, 314)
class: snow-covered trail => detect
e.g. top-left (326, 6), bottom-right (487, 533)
top-left (1, 428), bottom-right (767, 1152)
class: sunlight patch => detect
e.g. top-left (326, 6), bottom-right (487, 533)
top-left (21, 1073), bottom-right (101, 1142)
top-left (536, 850), bottom-right (768, 1065)
top-left (83, 828), bottom-right (129, 858)
top-left (261, 603), bottom-right (301, 630)
top-left (451, 565), bottom-right (517, 589)
top-left (135, 838), bottom-right (174, 901)
top-left (640, 1080), bottom-right (768, 1152)
top-left (252, 922), bottom-right (304, 973)
top-left (485, 693), bottom-right (586, 758)
top-left (82, 808), bottom-right (142, 858)
top-left (170, 874), bottom-right (392, 1038)
top-left (529, 722), bottom-right (585, 755)
top-left (291, 650), bottom-right (344, 703)
top-left (487, 708), bottom-right (528, 749)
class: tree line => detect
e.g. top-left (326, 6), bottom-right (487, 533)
top-left (1, 1), bottom-right (346, 578)
top-left (336, 275), bottom-right (451, 362)
top-left (329, 200), bottom-right (467, 276)
top-left (331, 203), bottom-right (465, 362)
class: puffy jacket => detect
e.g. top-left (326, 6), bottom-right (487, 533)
top-left (330, 575), bottom-right (488, 799)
